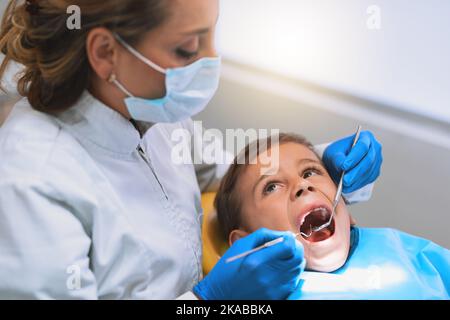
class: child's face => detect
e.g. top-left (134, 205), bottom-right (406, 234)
top-left (230, 142), bottom-right (352, 272)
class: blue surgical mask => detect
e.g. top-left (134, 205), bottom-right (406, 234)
top-left (110, 34), bottom-right (221, 123)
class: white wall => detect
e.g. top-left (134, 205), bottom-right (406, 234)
top-left (217, 0), bottom-right (450, 123)
top-left (0, 0), bottom-right (7, 15)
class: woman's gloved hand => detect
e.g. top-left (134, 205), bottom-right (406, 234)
top-left (323, 130), bottom-right (383, 193)
top-left (193, 228), bottom-right (305, 300)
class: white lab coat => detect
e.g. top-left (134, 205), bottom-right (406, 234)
top-left (0, 91), bottom-right (372, 299)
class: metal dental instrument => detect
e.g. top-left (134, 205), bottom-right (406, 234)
top-left (301, 125), bottom-right (362, 238)
top-left (225, 232), bottom-right (303, 263)
top-left (226, 237), bottom-right (284, 263)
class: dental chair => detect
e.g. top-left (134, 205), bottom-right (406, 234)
top-left (201, 192), bottom-right (229, 275)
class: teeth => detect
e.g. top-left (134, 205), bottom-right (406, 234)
top-left (308, 207), bottom-right (328, 217)
top-left (300, 207), bottom-right (329, 226)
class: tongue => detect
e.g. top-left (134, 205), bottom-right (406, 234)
top-left (308, 228), bottom-right (332, 242)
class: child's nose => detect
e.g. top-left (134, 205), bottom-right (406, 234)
top-left (292, 181), bottom-right (316, 200)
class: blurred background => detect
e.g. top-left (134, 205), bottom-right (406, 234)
top-left (1, 0), bottom-right (449, 247)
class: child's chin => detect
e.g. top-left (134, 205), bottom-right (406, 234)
top-left (306, 254), bottom-right (347, 272)
top-left (305, 242), bottom-right (350, 272)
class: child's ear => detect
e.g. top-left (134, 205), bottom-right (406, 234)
top-left (229, 229), bottom-right (250, 247)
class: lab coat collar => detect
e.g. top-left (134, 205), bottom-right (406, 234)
top-left (57, 91), bottom-right (143, 156)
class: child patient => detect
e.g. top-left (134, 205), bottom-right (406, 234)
top-left (215, 133), bottom-right (450, 299)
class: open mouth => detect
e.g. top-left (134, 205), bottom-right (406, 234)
top-left (299, 207), bottom-right (335, 242)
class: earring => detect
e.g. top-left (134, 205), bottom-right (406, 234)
top-left (108, 73), bottom-right (116, 83)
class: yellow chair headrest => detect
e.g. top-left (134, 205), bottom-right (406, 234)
top-left (201, 192), bottom-right (229, 275)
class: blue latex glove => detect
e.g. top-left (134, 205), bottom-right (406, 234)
top-left (323, 130), bottom-right (383, 193)
top-left (193, 228), bottom-right (305, 300)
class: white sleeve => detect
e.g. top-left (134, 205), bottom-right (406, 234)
top-left (342, 183), bottom-right (374, 204)
top-left (314, 142), bottom-right (375, 204)
top-left (0, 179), bottom-right (98, 299)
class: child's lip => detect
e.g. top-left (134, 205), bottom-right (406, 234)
top-left (295, 201), bottom-right (333, 231)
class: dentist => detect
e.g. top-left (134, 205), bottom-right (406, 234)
top-left (0, 0), bottom-right (382, 299)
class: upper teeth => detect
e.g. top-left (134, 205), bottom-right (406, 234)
top-left (309, 207), bottom-right (328, 216)
top-left (301, 207), bottom-right (329, 226)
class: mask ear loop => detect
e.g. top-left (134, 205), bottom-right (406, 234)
top-left (113, 34), bottom-right (167, 75)
top-left (108, 73), bottom-right (135, 98)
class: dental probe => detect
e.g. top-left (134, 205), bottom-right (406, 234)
top-left (225, 233), bottom-right (302, 263)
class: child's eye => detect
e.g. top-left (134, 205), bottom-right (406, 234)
top-left (303, 168), bottom-right (319, 179)
top-left (263, 182), bottom-right (280, 195)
